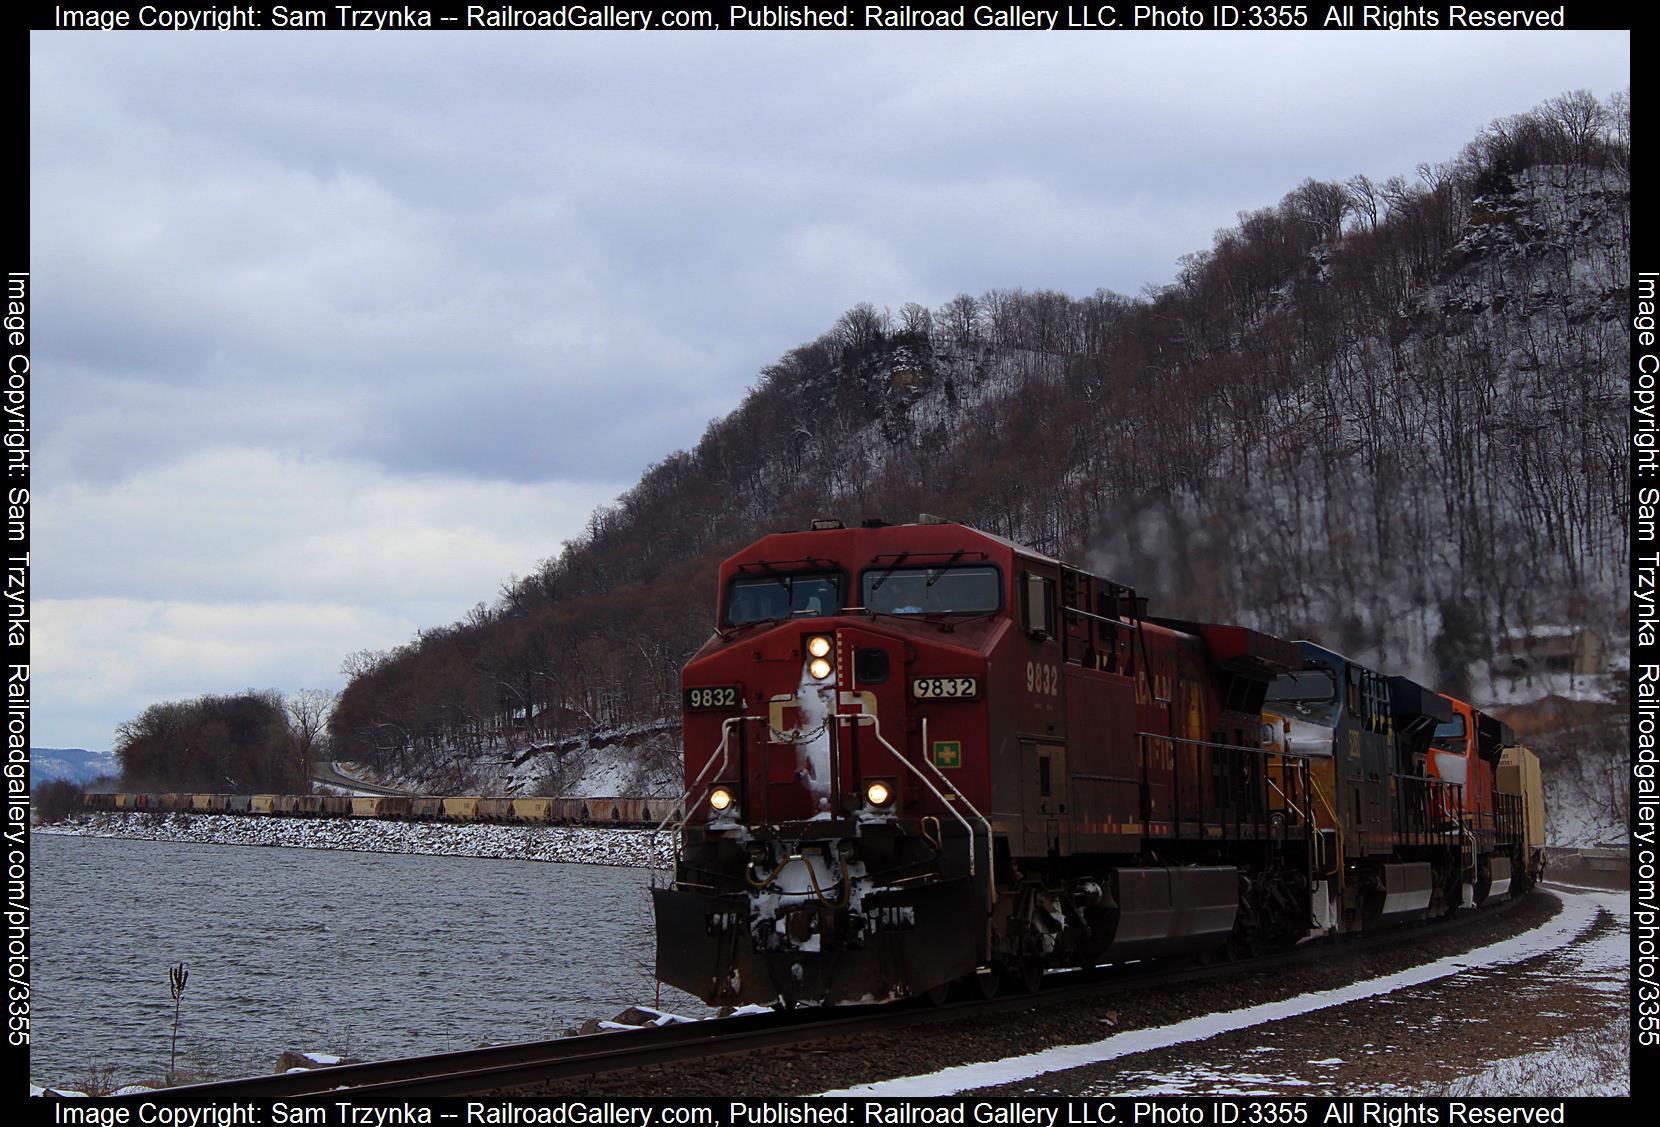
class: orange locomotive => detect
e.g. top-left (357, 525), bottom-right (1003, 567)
top-left (1426, 696), bottom-right (1533, 904)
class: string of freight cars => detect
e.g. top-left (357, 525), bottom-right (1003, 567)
top-left (78, 792), bottom-right (680, 827)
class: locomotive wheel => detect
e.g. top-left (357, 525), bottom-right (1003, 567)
top-left (925, 981), bottom-right (952, 1007)
top-left (1017, 958), bottom-right (1043, 995)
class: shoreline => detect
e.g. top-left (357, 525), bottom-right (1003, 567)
top-left (33, 811), bottom-right (674, 869)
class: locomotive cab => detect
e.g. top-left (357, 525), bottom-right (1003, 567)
top-left (654, 519), bottom-right (1010, 1005)
top-left (1429, 700), bottom-right (1526, 905)
top-left (1263, 647), bottom-right (1456, 931)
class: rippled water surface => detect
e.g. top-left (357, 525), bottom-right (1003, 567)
top-left (31, 834), bottom-right (695, 1087)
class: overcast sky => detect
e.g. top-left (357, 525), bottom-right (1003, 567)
top-left (30, 29), bottom-right (1629, 751)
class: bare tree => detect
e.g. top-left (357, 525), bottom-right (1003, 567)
top-left (287, 689), bottom-right (336, 783)
top-left (1541, 89), bottom-right (1607, 162)
top-left (835, 302), bottom-right (887, 355)
top-left (938, 293), bottom-right (981, 347)
top-left (1345, 173), bottom-right (1382, 232)
top-left (339, 649), bottom-right (387, 679)
top-left (1287, 178), bottom-right (1352, 244)
top-left (897, 301), bottom-right (932, 340)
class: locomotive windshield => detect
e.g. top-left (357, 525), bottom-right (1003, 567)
top-left (725, 572), bottom-right (842, 625)
top-left (861, 565), bottom-right (1001, 616)
top-left (1433, 714), bottom-right (1468, 750)
top-left (1266, 668), bottom-right (1339, 724)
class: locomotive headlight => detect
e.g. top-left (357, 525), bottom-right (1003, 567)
top-left (808, 657), bottom-right (834, 680)
top-left (864, 780), bottom-right (893, 807)
top-left (806, 634), bottom-right (833, 659)
top-left (709, 787), bottom-right (735, 813)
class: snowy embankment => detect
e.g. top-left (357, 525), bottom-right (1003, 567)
top-left (347, 720), bottom-right (683, 799)
top-left (1430, 1018), bottom-right (1628, 1098)
top-left (832, 887), bottom-right (1625, 1097)
top-left (33, 812), bottom-right (674, 869)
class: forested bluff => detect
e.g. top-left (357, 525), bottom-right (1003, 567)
top-left (114, 92), bottom-right (1632, 841)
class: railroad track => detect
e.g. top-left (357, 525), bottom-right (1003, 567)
top-left (114, 893), bottom-right (1534, 1101)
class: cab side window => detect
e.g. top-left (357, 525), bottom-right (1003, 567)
top-left (1021, 572), bottom-right (1056, 639)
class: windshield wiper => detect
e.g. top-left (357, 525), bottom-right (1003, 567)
top-left (923, 550), bottom-right (967, 587)
top-left (868, 552), bottom-right (910, 592)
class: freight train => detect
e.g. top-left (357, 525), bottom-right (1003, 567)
top-left (651, 518), bottom-right (1546, 1007)
top-left (78, 792), bottom-right (677, 826)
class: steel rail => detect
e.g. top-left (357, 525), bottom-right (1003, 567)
top-left (112, 891), bottom-right (1536, 1101)
top-left (107, 1006), bottom-right (868, 1101)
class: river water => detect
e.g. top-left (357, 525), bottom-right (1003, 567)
top-left (30, 834), bottom-right (703, 1088)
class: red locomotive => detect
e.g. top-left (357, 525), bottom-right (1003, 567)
top-left (651, 518), bottom-right (1541, 1007)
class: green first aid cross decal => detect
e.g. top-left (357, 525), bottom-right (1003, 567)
top-left (931, 740), bottom-right (962, 768)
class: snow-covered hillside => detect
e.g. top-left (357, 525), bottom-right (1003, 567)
top-left (31, 747), bottom-right (117, 785)
top-left (349, 720), bottom-right (681, 799)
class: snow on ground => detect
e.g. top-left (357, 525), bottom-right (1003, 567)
top-left (828, 888), bottom-right (1623, 1097)
top-left (1426, 1018), bottom-right (1628, 1097)
top-left (1548, 800), bottom-right (1626, 851)
top-left (560, 751), bottom-right (647, 798)
top-left (33, 812), bottom-right (674, 869)
top-left (1539, 759), bottom-right (1626, 850)
top-left (358, 721), bottom-right (682, 799)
